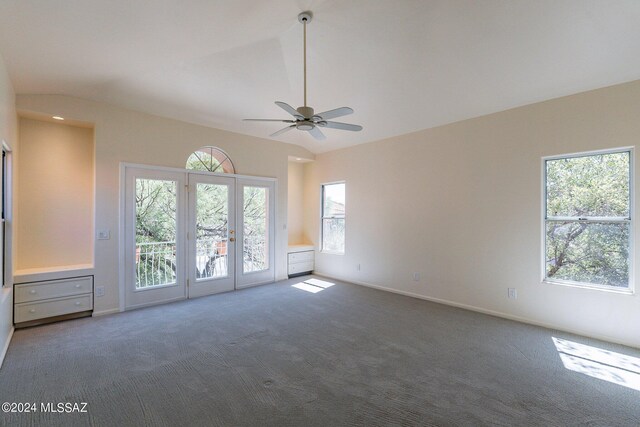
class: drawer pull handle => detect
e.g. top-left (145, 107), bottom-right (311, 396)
top-left (75, 284), bottom-right (81, 288)
top-left (29, 290), bottom-right (37, 294)
top-left (75, 302), bottom-right (82, 306)
top-left (29, 309), bottom-right (36, 313)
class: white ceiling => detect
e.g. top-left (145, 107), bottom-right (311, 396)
top-left (1, 1), bottom-right (640, 153)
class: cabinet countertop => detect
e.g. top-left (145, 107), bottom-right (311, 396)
top-left (287, 244), bottom-right (315, 253)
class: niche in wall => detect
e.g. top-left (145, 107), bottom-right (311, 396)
top-left (17, 117), bottom-right (95, 271)
top-left (288, 159), bottom-right (309, 245)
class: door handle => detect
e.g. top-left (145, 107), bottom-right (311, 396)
top-left (229, 237), bottom-right (236, 242)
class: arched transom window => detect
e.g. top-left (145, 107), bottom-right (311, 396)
top-left (186, 146), bottom-right (235, 174)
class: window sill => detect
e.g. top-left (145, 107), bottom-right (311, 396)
top-left (542, 279), bottom-right (634, 295)
top-left (320, 251), bottom-right (344, 256)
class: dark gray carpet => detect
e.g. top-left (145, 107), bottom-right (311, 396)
top-left (0, 275), bottom-right (638, 426)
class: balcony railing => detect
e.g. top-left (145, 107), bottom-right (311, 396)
top-left (135, 235), bottom-right (268, 288)
top-left (195, 238), bottom-right (228, 280)
top-left (243, 235), bottom-right (267, 273)
top-left (136, 241), bottom-right (176, 289)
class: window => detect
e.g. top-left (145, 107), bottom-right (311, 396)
top-left (544, 149), bottom-right (632, 290)
top-left (321, 182), bottom-right (345, 253)
top-left (186, 146), bottom-right (235, 173)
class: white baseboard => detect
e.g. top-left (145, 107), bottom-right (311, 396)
top-left (92, 308), bottom-right (121, 317)
top-left (314, 271), bottom-right (639, 350)
top-left (0, 326), bottom-right (14, 369)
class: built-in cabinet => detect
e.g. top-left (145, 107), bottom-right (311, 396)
top-left (287, 245), bottom-right (314, 277)
top-left (14, 268), bottom-right (94, 327)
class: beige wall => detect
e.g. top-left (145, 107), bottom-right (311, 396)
top-left (16, 94), bottom-right (313, 315)
top-left (17, 118), bottom-right (94, 269)
top-left (304, 80), bottom-right (640, 348)
top-left (287, 161), bottom-right (307, 244)
top-left (0, 52), bottom-right (17, 365)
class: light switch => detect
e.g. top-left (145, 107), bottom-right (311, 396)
top-left (97, 230), bottom-right (110, 240)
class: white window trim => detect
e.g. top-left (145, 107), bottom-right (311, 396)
top-left (2, 140), bottom-right (12, 288)
top-left (541, 146), bottom-right (634, 294)
top-left (320, 181), bottom-right (346, 255)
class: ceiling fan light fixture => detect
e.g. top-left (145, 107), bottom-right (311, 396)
top-left (296, 121), bottom-right (314, 131)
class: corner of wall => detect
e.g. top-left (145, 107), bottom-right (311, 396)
top-left (0, 50), bottom-right (17, 367)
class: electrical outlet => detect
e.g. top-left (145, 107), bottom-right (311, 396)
top-left (96, 286), bottom-right (105, 297)
top-left (413, 272), bottom-right (420, 281)
top-left (508, 288), bottom-right (517, 299)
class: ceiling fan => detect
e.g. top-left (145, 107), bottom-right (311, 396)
top-left (243, 11), bottom-right (362, 141)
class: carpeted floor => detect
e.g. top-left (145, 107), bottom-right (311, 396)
top-left (0, 275), bottom-right (638, 426)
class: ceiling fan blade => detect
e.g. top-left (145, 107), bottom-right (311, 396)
top-left (314, 107), bottom-right (353, 121)
top-left (275, 101), bottom-right (303, 118)
top-left (270, 125), bottom-right (296, 137)
top-left (307, 126), bottom-right (326, 141)
top-left (243, 119), bottom-right (295, 123)
top-left (320, 121), bottom-right (363, 132)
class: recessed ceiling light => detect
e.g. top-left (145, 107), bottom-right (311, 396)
top-left (52, 116), bottom-right (64, 120)
top-left (296, 158), bottom-right (302, 161)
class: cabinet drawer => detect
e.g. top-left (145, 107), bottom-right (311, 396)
top-left (15, 276), bottom-right (93, 303)
top-left (288, 261), bottom-right (314, 275)
top-left (288, 251), bottom-right (314, 264)
top-left (15, 294), bottom-right (93, 323)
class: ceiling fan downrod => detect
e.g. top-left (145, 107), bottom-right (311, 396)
top-left (298, 11), bottom-right (312, 114)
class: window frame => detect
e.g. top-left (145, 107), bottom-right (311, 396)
top-left (320, 181), bottom-right (346, 255)
top-left (541, 147), bottom-right (634, 294)
top-left (1, 148), bottom-right (5, 286)
top-left (1, 141), bottom-right (10, 288)
top-left (186, 146), bottom-right (235, 174)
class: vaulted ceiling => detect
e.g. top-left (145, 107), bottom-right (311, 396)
top-left (1, 0), bottom-right (640, 153)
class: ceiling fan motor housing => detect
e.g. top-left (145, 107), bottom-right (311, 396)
top-left (297, 106), bottom-right (314, 119)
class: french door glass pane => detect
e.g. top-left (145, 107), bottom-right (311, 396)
top-left (322, 218), bottom-right (345, 252)
top-left (545, 221), bottom-right (629, 287)
top-left (135, 178), bottom-right (177, 289)
top-left (196, 183), bottom-right (229, 280)
top-left (243, 186), bottom-right (268, 273)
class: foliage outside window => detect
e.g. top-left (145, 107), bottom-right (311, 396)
top-left (243, 186), bottom-right (269, 273)
top-left (322, 182), bottom-right (346, 253)
top-left (186, 147), bottom-right (235, 174)
top-left (133, 177), bottom-right (269, 287)
top-left (544, 149), bottom-right (631, 290)
top-left (135, 178), bottom-right (178, 288)
top-left (195, 183), bottom-right (229, 280)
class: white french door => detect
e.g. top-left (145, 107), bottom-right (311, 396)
top-left (124, 168), bottom-right (187, 309)
top-left (236, 179), bottom-right (276, 289)
top-left (123, 166), bottom-right (275, 309)
top-left (187, 174), bottom-right (235, 298)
